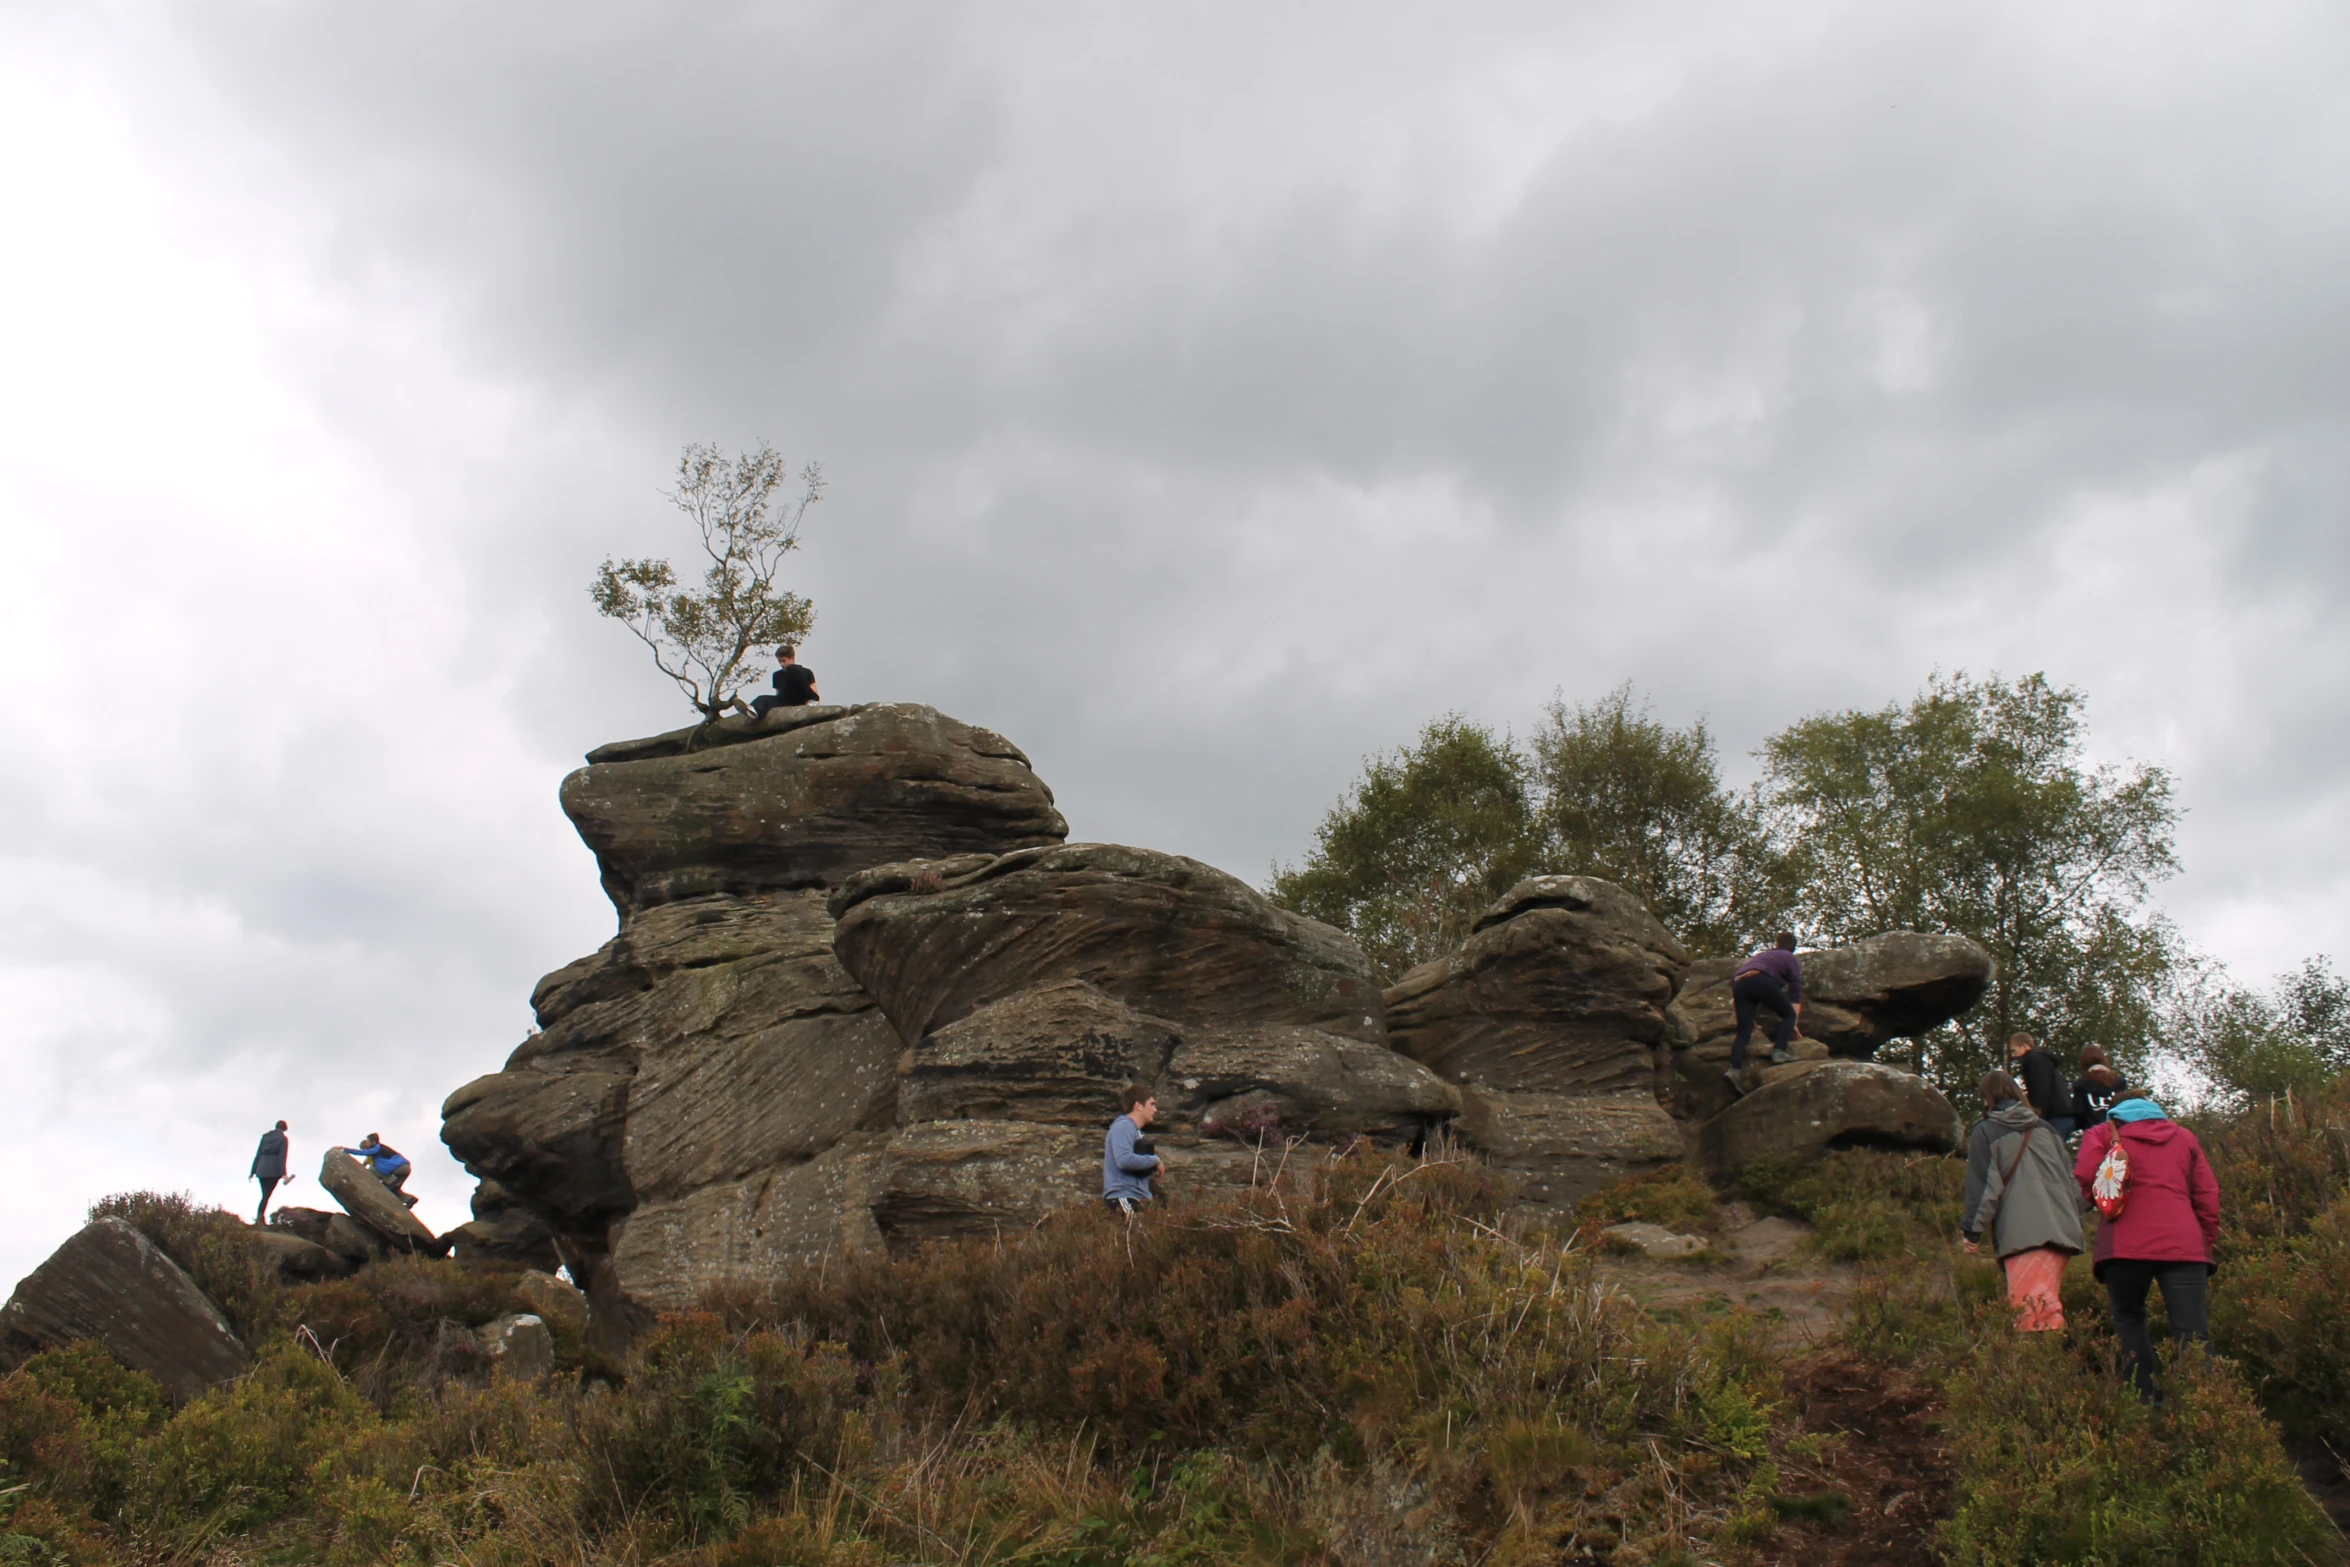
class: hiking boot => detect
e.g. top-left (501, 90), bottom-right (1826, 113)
top-left (1769, 1049), bottom-right (1795, 1066)
top-left (1722, 1069), bottom-right (1748, 1100)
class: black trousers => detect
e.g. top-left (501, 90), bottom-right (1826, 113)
top-left (2103, 1259), bottom-right (2211, 1396)
top-left (1730, 972), bottom-right (1796, 1070)
top-left (254, 1175), bottom-right (282, 1222)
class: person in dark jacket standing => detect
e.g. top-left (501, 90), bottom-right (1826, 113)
top-left (1724, 932), bottom-right (1804, 1097)
top-left (2008, 1032), bottom-right (2072, 1137)
top-left (2070, 1045), bottom-right (2128, 1132)
top-left (2074, 1098), bottom-right (2221, 1399)
top-left (1962, 1073), bottom-right (2083, 1330)
top-left (250, 1121), bottom-right (290, 1223)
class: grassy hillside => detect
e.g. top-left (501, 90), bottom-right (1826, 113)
top-left (6, 1092), bottom-right (2350, 1565)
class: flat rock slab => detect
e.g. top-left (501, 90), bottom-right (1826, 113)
top-left (268, 1206), bottom-right (382, 1264)
top-left (564, 703), bottom-right (1069, 913)
top-left (1696, 1060), bottom-right (1963, 1177)
top-left (247, 1229), bottom-right (357, 1282)
top-left (1452, 1088), bottom-right (1686, 1207)
top-left (1602, 1221), bottom-right (1709, 1258)
top-left (321, 1151), bottom-right (444, 1254)
top-left (1386, 876), bottom-right (1689, 1097)
top-left (1670, 933), bottom-right (1991, 1060)
top-left (0, 1218), bottom-right (249, 1403)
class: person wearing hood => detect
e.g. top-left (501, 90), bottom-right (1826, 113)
top-left (1961, 1071), bottom-right (2084, 1330)
top-left (2070, 1044), bottom-right (2129, 1132)
top-left (2074, 1097), bottom-right (2221, 1399)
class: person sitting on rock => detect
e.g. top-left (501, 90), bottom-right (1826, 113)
top-left (2008, 1032), bottom-right (2072, 1137)
top-left (1103, 1084), bottom-right (1162, 1214)
top-left (749, 644), bottom-right (819, 717)
top-left (351, 1133), bottom-right (417, 1208)
top-left (250, 1120), bottom-right (290, 1224)
top-left (1725, 932), bottom-right (1805, 1097)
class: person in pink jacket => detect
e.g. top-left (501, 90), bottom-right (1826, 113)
top-left (2074, 1097), bottom-right (2221, 1399)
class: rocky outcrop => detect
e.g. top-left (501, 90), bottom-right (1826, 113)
top-left (831, 844), bottom-right (1459, 1156)
top-left (269, 1207), bottom-right (384, 1267)
top-left (442, 705), bottom-right (1069, 1332)
top-left (320, 1151), bottom-right (445, 1256)
top-left (445, 1181), bottom-right (562, 1272)
top-left (1695, 1060), bottom-right (1964, 1174)
top-left (1383, 878), bottom-right (1689, 1204)
top-left (1668, 934), bottom-right (1992, 1122)
top-left (0, 1219), bottom-right (249, 1403)
top-left (478, 1313), bottom-right (555, 1380)
top-left (247, 1229), bottom-right (358, 1282)
top-left (563, 703), bottom-right (1069, 915)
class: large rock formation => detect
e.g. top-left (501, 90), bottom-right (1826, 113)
top-left (1695, 1060), bottom-right (1964, 1174)
top-left (1384, 877), bottom-right (1690, 1205)
top-left (320, 1150), bottom-right (445, 1256)
top-left (829, 844), bottom-right (1459, 1226)
top-left (443, 704), bottom-right (1071, 1329)
top-left (0, 1219), bottom-right (249, 1403)
top-left (1667, 934), bottom-right (1992, 1122)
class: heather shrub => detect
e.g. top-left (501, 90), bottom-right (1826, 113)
top-left (289, 1255), bottom-right (580, 1405)
top-left (0, 1344), bottom-right (167, 1519)
top-left (1571, 1163), bottom-right (1721, 1235)
top-left (1939, 1333), bottom-right (2333, 1565)
top-left (87, 1191), bottom-right (291, 1343)
top-left (1740, 1147), bottom-right (1965, 1262)
top-left (129, 1342), bottom-right (367, 1534)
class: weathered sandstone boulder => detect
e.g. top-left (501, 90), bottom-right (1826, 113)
top-left (1668, 933), bottom-right (1992, 1122)
top-left (0, 1219), bottom-right (249, 1403)
top-left (269, 1206), bottom-right (385, 1267)
top-left (564, 703), bottom-right (1068, 914)
top-left (320, 1150), bottom-right (445, 1256)
top-left (247, 1229), bottom-right (358, 1282)
top-left (443, 705), bottom-right (1068, 1335)
top-left (445, 1180), bottom-right (562, 1272)
top-left (1695, 1060), bottom-right (1963, 1175)
top-left (513, 1270), bottom-right (591, 1336)
top-left (478, 1313), bottom-right (555, 1380)
top-left (1382, 878), bottom-right (1690, 1204)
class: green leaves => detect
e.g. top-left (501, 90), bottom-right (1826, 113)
top-left (592, 442), bottom-right (823, 719)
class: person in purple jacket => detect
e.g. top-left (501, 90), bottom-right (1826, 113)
top-left (1725, 932), bottom-right (1805, 1097)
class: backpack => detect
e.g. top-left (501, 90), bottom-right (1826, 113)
top-left (2092, 1133), bottom-right (2131, 1220)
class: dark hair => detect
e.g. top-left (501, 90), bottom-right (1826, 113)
top-left (1979, 1070), bottom-right (2023, 1107)
top-left (777, 644), bottom-right (797, 660)
top-left (2009, 1032), bottom-right (2037, 1050)
top-left (275, 1120), bottom-right (288, 1130)
top-left (1119, 1083), bottom-right (1155, 1113)
top-left (2078, 1043), bottom-right (2109, 1072)
top-left (1774, 931), bottom-right (1796, 950)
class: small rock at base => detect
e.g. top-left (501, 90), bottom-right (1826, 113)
top-left (476, 1313), bottom-right (554, 1380)
top-left (1600, 1221), bottom-right (1709, 1259)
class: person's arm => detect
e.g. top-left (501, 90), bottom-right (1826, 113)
top-left (2190, 1138), bottom-right (2221, 1250)
top-left (1970, 1153), bottom-right (2011, 1245)
top-left (1786, 954), bottom-right (1804, 1007)
top-left (1961, 1124), bottom-right (1992, 1233)
top-left (2073, 1122), bottom-right (2110, 1201)
top-left (1110, 1120), bottom-right (1159, 1174)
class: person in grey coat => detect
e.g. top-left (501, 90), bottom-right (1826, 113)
top-left (1962, 1072), bottom-right (2083, 1331)
top-left (250, 1120), bottom-right (290, 1223)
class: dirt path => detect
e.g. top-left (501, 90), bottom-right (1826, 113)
top-left (1593, 1206), bottom-right (1857, 1350)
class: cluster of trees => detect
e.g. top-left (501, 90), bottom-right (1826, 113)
top-left (1270, 673), bottom-right (2343, 1102)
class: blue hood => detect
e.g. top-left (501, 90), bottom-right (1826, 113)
top-left (2108, 1098), bottom-right (2169, 1123)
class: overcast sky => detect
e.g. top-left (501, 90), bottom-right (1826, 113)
top-left (3, 1), bottom-right (2346, 1286)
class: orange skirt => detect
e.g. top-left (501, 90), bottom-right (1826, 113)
top-left (2003, 1244), bottom-right (2070, 1332)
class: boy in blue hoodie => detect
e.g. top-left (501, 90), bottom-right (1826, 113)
top-left (1103, 1085), bottom-right (1162, 1213)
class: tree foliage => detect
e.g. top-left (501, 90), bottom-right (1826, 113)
top-left (592, 443), bottom-right (823, 721)
top-left (1267, 716), bottom-right (1536, 979)
top-left (2172, 957), bottom-right (2350, 1106)
top-left (1529, 683), bottom-right (1774, 956)
top-left (1758, 672), bottom-right (2180, 1084)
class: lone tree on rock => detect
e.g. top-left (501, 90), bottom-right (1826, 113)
top-left (592, 442), bottom-right (823, 721)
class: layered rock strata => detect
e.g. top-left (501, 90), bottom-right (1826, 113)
top-left (0, 1219), bottom-right (250, 1403)
top-left (1695, 1060), bottom-right (1965, 1173)
top-left (1383, 877), bottom-right (1691, 1204)
top-left (828, 844), bottom-right (1460, 1231)
top-left (1667, 934), bottom-right (1992, 1122)
top-left (442, 705), bottom-right (1070, 1330)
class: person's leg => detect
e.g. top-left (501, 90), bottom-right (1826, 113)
top-left (1767, 982), bottom-right (1796, 1063)
top-left (1729, 980), bottom-right (1759, 1072)
top-left (2006, 1246), bottom-right (2067, 1331)
top-left (750, 694), bottom-right (779, 717)
top-left (2155, 1262), bottom-right (2211, 1347)
top-left (2104, 1260), bottom-right (2160, 1396)
top-left (255, 1176), bottom-right (278, 1224)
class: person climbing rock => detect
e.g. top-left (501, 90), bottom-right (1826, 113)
top-left (2070, 1044), bottom-right (2129, 1132)
top-left (1961, 1072), bottom-right (2082, 1331)
top-left (2008, 1032), bottom-right (2072, 1136)
top-left (349, 1133), bottom-right (417, 1208)
top-left (749, 644), bottom-right (819, 716)
top-left (1103, 1084), bottom-right (1162, 1214)
top-left (2074, 1097), bottom-right (2221, 1401)
top-left (250, 1120), bottom-right (290, 1224)
top-left (1724, 932), bottom-right (1804, 1098)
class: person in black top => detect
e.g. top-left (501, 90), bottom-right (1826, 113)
top-left (2008, 1032), bottom-right (2072, 1137)
top-left (2070, 1044), bottom-right (2128, 1132)
top-left (251, 1120), bottom-right (289, 1223)
top-left (750, 644), bottom-right (819, 717)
